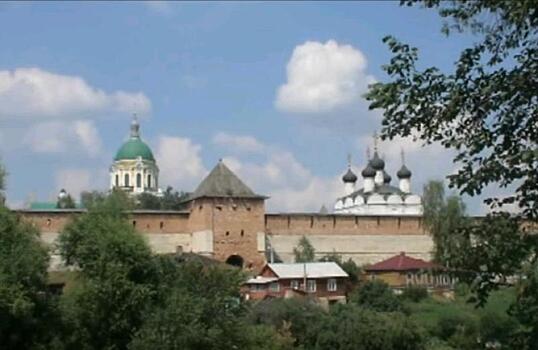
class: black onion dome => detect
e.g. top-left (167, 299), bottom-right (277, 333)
top-left (342, 168), bottom-right (358, 183)
top-left (370, 151), bottom-right (385, 170)
top-left (397, 165), bottom-right (412, 178)
top-left (361, 163), bottom-right (376, 178)
top-left (383, 171), bottom-right (391, 183)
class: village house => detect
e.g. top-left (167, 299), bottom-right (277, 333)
top-left (364, 252), bottom-right (456, 292)
top-left (243, 262), bottom-right (349, 306)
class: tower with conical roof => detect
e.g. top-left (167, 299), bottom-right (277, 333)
top-left (185, 160), bottom-right (268, 270)
top-left (109, 116), bottom-right (160, 195)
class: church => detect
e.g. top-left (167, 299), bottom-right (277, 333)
top-left (21, 118), bottom-right (433, 271)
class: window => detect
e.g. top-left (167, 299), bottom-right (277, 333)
top-left (290, 280), bottom-right (299, 290)
top-left (327, 278), bottom-right (337, 292)
top-left (115, 174), bottom-right (119, 187)
top-left (406, 273), bottom-right (413, 286)
top-left (269, 283), bottom-right (280, 292)
top-left (132, 220), bottom-right (136, 227)
top-left (240, 230), bottom-right (244, 237)
top-left (250, 284), bottom-right (266, 292)
top-left (147, 174), bottom-right (152, 188)
top-left (307, 280), bottom-right (316, 293)
top-left (136, 173), bottom-right (141, 188)
top-left (124, 174), bottom-right (130, 187)
top-left (160, 221), bottom-right (164, 229)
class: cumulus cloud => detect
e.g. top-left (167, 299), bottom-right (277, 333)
top-left (23, 120), bottom-right (102, 157)
top-left (55, 168), bottom-right (92, 198)
top-left (275, 40), bottom-right (375, 114)
top-left (0, 67), bottom-right (151, 120)
top-left (215, 134), bottom-right (344, 212)
top-left (213, 132), bottom-right (266, 154)
top-left (23, 120), bottom-right (102, 156)
top-left (156, 136), bottom-right (207, 191)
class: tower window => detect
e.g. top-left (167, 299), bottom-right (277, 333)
top-left (132, 220), bottom-right (136, 227)
top-left (115, 174), bottom-right (119, 187)
top-left (136, 173), bottom-right (142, 188)
top-left (124, 174), bottom-right (130, 187)
top-left (225, 231), bottom-right (230, 236)
top-left (147, 174), bottom-right (152, 188)
top-left (160, 221), bottom-right (164, 229)
top-left (240, 230), bottom-right (244, 237)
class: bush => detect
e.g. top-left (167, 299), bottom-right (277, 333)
top-left (349, 280), bottom-right (403, 312)
top-left (401, 286), bottom-right (428, 302)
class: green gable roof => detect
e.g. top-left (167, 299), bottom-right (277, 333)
top-left (189, 161), bottom-right (266, 200)
top-left (114, 138), bottom-right (155, 161)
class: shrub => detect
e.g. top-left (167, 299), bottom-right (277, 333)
top-left (401, 285), bottom-right (428, 302)
top-left (349, 280), bottom-right (403, 312)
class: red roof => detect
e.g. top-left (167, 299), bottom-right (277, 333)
top-left (365, 252), bottom-right (440, 272)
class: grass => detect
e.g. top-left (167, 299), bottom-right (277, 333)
top-left (405, 287), bottom-right (516, 337)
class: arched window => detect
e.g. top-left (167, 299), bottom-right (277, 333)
top-left (115, 174), bottom-right (119, 187)
top-left (136, 173), bottom-right (142, 188)
top-left (124, 174), bottom-right (130, 187)
top-left (147, 174), bottom-right (152, 188)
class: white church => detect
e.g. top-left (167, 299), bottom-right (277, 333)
top-left (334, 144), bottom-right (422, 216)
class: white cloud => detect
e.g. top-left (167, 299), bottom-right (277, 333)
top-left (144, 1), bottom-right (173, 15)
top-left (23, 120), bottom-right (102, 157)
top-left (156, 136), bottom-right (207, 190)
top-left (0, 67), bottom-right (151, 120)
top-left (275, 40), bottom-right (375, 114)
top-left (213, 132), bottom-right (266, 154)
top-left (215, 134), bottom-right (344, 212)
top-left (55, 168), bottom-right (92, 198)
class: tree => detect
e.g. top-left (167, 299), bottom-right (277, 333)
top-left (0, 160), bottom-right (6, 205)
top-left (366, 2), bottom-right (538, 346)
top-left (293, 236), bottom-right (316, 263)
top-left (160, 186), bottom-right (189, 210)
top-left (349, 280), bottom-right (403, 313)
top-left (0, 205), bottom-right (54, 349)
top-left (366, 0), bottom-right (538, 220)
top-left (315, 304), bottom-right (424, 350)
top-left (422, 180), bottom-right (467, 265)
top-left (57, 194), bottom-right (76, 209)
top-left (318, 252), bottom-right (362, 285)
top-left (58, 193), bottom-right (158, 350)
top-left (80, 190), bottom-right (107, 209)
top-left (136, 192), bottom-right (161, 210)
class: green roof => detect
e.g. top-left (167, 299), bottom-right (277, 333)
top-left (29, 202), bottom-right (57, 210)
top-left (114, 137), bottom-right (155, 161)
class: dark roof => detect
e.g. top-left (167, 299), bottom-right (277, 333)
top-left (189, 160), bottom-right (267, 200)
top-left (365, 252), bottom-right (441, 272)
top-left (397, 165), bottom-right (412, 179)
top-left (370, 151), bottom-right (385, 170)
top-left (361, 163), bottom-right (376, 177)
top-left (342, 168), bottom-right (358, 183)
top-left (383, 171), bottom-right (392, 184)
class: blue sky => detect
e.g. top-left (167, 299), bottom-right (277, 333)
top-left (0, 1), bottom-right (496, 212)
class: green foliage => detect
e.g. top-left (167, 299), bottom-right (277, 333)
top-left (401, 286), bottom-right (428, 302)
top-left (318, 252), bottom-right (361, 284)
top-left (0, 205), bottom-right (54, 349)
top-left (315, 304), bottom-right (424, 350)
top-left (248, 298), bottom-right (326, 348)
top-left (56, 194), bottom-right (76, 209)
top-left (349, 280), bottom-right (403, 312)
top-left (367, 0), bottom-right (538, 219)
top-left (422, 181), bottom-right (467, 265)
top-left (80, 190), bottom-right (107, 209)
top-left (58, 194), bottom-right (158, 350)
top-left (293, 236), bottom-right (315, 263)
top-left (135, 187), bottom-right (189, 210)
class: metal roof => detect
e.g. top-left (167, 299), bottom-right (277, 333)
top-left (245, 276), bottom-right (279, 284)
top-left (365, 252), bottom-right (441, 272)
top-left (268, 262), bottom-right (348, 279)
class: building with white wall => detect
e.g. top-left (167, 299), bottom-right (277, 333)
top-left (334, 146), bottom-right (422, 216)
top-left (109, 117), bottom-right (161, 196)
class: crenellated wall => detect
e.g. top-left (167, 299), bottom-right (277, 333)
top-left (264, 213), bottom-right (426, 236)
top-left (17, 209), bottom-right (433, 270)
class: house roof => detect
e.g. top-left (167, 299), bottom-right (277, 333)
top-left (245, 276), bottom-right (279, 284)
top-left (189, 160), bottom-right (267, 200)
top-left (267, 262), bottom-right (348, 279)
top-left (365, 252), bottom-right (440, 272)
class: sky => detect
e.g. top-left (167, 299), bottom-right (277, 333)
top-left (0, 1), bottom-right (502, 213)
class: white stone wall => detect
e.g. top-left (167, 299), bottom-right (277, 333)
top-left (268, 234), bottom-right (434, 266)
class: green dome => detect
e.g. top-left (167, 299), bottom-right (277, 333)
top-left (114, 138), bottom-right (155, 161)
